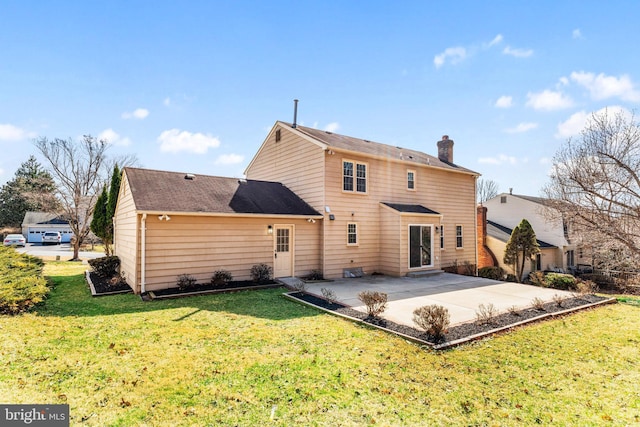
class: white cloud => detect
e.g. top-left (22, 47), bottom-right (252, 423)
top-left (158, 129), bottom-right (220, 154)
top-left (494, 95), bottom-right (513, 108)
top-left (121, 108), bottom-right (149, 120)
top-left (504, 122), bottom-right (538, 133)
top-left (526, 90), bottom-right (574, 111)
top-left (570, 71), bottom-right (640, 101)
top-left (434, 46), bottom-right (467, 68)
top-left (503, 46), bottom-right (533, 58)
top-left (324, 122), bottom-right (340, 132)
top-left (572, 29), bottom-right (582, 39)
top-left (98, 128), bottom-right (132, 146)
top-left (539, 157), bottom-right (552, 165)
top-left (214, 153), bottom-right (244, 165)
top-left (486, 34), bottom-right (503, 48)
top-left (478, 154), bottom-right (518, 165)
top-left (0, 123), bottom-right (31, 141)
top-left (555, 105), bottom-right (629, 139)
top-left (163, 97), bottom-right (171, 107)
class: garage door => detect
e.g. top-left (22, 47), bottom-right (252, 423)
top-left (27, 228), bottom-right (74, 243)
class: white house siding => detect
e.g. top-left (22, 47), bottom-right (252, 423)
top-left (113, 176), bottom-right (139, 291)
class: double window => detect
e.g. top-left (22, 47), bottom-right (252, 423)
top-left (343, 160), bottom-right (367, 193)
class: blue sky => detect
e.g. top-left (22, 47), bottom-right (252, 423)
top-left (2, 1), bottom-right (640, 196)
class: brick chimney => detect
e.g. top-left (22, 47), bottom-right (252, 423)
top-left (437, 135), bottom-right (454, 163)
top-left (477, 205), bottom-right (498, 268)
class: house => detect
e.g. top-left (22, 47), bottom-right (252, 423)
top-left (482, 192), bottom-right (591, 275)
top-left (114, 121), bottom-right (479, 294)
top-left (21, 211), bottom-right (73, 243)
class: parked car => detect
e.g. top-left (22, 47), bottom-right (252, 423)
top-left (42, 231), bottom-right (62, 245)
top-left (3, 234), bottom-right (26, 247)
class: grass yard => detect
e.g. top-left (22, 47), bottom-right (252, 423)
top-left (0, 262), bottom-right (639, 426)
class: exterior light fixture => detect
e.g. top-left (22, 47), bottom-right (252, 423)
top-left (268, 225), bottom-right (273, 234)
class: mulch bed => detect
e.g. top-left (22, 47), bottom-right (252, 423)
top-left (86, 271), bottom-right (133, 296)
top-left (148, 281), bottom-right (280, 299)
top-left (285, 291), bottom-right (614, 349)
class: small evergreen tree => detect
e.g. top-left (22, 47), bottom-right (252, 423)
top-left (90, 187), bottom-right (109, 254)
top-left (503, 219), bottom-right (540, 283)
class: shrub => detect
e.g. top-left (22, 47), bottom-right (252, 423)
top-left (412, 305), bottom-right (450, 339)
top-left (531, 297), bottom-right (546, 311)
top-left (552, 293), bottom-right (565, 307)
top-left (321, 287), bottom-right (337, 304)
top-left (573, 279), bottom-right (598, 296)
top-left (505, 274), bottom-right (518, 283)
top-left (442, 259), bottom-right (459, 274)
top-left (545, 273), bottom-right (576, 290)
top-left (461, 261), bottom-right (476, 276)
top-left (305, 270), bottom-right (324, 281)
top-left (291, 280), bottom-right (306, 292)
top-left (211, 270), bottom-right (233, 287)
top-left (358, 291), bottom-right (388, 317)
top-left (508, 305), bottom-right (521, 316)
top-left (579, 273), bottom-right (615, 289)
top-left (0, 275), bottom-right (49, 314)
top-left (475, 303), bottom-right (498, 325)
top-left (176, 274), bottom-right (197, 291)
top-left (251, 263), bottom-right (272, 284)
top-left (478, 266), bottom-right (505, 280)
top-left (88, 256), bottom-right (120, 278)
top-left (528, 271), bottom-right (546, 287)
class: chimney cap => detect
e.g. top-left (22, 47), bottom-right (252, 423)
top-left (442, 135), bottom-right (449, 140)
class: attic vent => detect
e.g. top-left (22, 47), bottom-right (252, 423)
top-left (325, 131), bottom-right (332, 134)
top-left (184, 173), bottom-right (196, 180)
top-left (500, 196), bottom-right (507, 203)
top-left (275, 129), bottom-right (281, 142)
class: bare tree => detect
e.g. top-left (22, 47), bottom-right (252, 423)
top-left (543, 109), bottom-right (640, 268)
top-left (477, 178), bottom-right (499, 204)
top-left (34, 135), bottom-right (109, 260)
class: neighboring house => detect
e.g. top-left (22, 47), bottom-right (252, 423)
top-left (482, 192), bottom-right (591, 273)
top-left (21, 211), bottom-right (73, 243)
top-left (114, 121), bottom-right (479, 294)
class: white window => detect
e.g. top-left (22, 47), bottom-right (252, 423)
top-left (343, 160), bottom-right (367, 193)
top-left (456, 225), bottom-right (463, 249)
top-left (407, 170), bottom-right (416, 190)
top-left (347, 223), bottom-right (358, 245)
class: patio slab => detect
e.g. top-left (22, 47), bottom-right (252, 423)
top-left (301, 273), bottom-right (575, 326)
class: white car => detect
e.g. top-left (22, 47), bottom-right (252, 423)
top-left (42, 231), bottom-right (62, 245)
top-left (3, 234), bottom-right (26, 247)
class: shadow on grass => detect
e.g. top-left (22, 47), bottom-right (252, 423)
top-left (39, 272), bottom-right (320, 322)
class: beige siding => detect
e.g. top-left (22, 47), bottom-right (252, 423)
top-left (322, 151), bottom-right (477, 278)
top-left (142, 215), bottom-right (321, 292)
top-left (113, 175), bottom-right (139, 292)
top-left (378, 205), bottom-right (402, 276)
top-left (246, 125), bottom-right (326, 212)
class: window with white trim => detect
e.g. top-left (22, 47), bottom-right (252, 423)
top-left (347, 223), bottom-right (358, 245)
top-left (439, 225), bottom-right (444, 249)
top-left (343, 160), bottom-right (367, 193)
top-left (456, 225), bottom-right (463, 249)
top-left (407, 170), bottom-right (416, 190)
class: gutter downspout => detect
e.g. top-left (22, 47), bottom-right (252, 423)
top-left (141, 213), bottom-right (147, 294)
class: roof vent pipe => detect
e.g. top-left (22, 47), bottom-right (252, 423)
top-left (292, 99), bottom-right (298, 128)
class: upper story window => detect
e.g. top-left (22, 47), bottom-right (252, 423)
top-left (343, 160), bottom-right (367, 193)
top-left (407, 170), bottom-right (416, 190)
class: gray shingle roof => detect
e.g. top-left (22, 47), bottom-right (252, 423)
top-left (284, 122), bottom-right (478, 175)
top-left (487, 220), bottom-right (557, 248)
top-left (124, 167), bottom-right (321, 216)
top-left (381, 202), bottom-right (440, 215)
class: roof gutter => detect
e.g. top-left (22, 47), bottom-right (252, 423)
top-left (136, 211), bottom-right (324, 219)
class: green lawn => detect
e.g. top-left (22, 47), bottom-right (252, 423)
top-left (1, 262), bottom-right (639, 426)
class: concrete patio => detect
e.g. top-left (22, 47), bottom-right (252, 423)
top-left (295, 273), bottom-right (576, 327)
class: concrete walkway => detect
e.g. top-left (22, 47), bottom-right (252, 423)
top-left (297, 273), bottom-right (575, 327)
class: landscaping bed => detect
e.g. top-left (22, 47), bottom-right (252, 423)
top-left (86, 271), bottom-right (132, 296)
top-left (148, 281), bottom-right (280, 299)
top-left (286, 291), bottom-right (614, 349)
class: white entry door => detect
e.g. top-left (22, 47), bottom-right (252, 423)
top-left (274, 225), bottom-right (294, 277)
